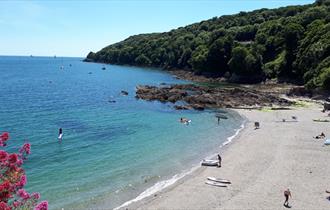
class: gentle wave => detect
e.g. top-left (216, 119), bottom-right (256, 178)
top-left (113, 165), bottom-right (199, 210)
top-left (114, 120), bottom-right (246, 210)
top-left (221, 121), bottom-right (246, 146)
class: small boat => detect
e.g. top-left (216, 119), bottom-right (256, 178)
top-left (207, 177), bottom-right (231, 184)
top-left (324, 139), bottom-right (330, 145)
top-left (201, 159), bottom-right (218, 166)
top-left (205, 181), bottom-right (227, 187)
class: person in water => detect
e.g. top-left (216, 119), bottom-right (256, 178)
top-left (180, 117), bottom-right (189, 123)
top-left (217, 154), bottom-right (222, 167)
top-left (283, 189), bottom-right (292, 207)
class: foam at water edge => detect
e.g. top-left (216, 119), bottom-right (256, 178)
top-left (114, 120), bottom-right (246, 210)
top-left (222, 122), bottom-right (246, 146)
top-left (203, 120), bottom-right (246, 161)
top-left (113, 165), bottom-right (200, 210)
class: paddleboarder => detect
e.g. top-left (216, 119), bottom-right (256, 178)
top-left (58, 128), bottom-right (63, 141)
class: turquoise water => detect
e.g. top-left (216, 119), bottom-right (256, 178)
top-left (0, 56), bottom-right (243, 209)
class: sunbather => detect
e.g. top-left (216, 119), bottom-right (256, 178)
top-left (314, 132), bottom-right (325, 139)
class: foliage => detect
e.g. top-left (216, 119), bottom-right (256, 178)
top-left (86, 0), bottom-right (330, 89)
top-left (0, 132), bottom-right (48, 210)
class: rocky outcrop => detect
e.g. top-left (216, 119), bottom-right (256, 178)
top-left (136, 84), bottom-right (292, 110)
top-left (324, 102), bottom-right (330, 111)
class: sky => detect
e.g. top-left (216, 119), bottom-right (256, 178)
top-left (0, 0), bottom-right (315, 57)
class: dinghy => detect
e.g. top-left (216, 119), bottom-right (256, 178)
top-left (201, 159), bottom-right (218, 166)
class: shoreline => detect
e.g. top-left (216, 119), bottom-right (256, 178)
top-left (113, 115), bottom-right (247, 210)
top-left (117, 102), bottom-right (330, 210)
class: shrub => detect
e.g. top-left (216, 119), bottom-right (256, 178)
top-left (0, 132), bottom-right (48, 210)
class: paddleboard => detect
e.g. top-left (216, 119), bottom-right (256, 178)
top-left (58, 133), bottom-right (63, 140)
top-left (205, 181), bottom-right (227, 187)
top-left (207, 177), bottom-right (231, 184)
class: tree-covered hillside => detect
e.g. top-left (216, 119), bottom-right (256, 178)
top-left (86, 0), bottom-right (330, 90)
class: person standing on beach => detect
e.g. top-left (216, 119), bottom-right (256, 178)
top-left (283, 189), bottom-right (292, 207)
top-left (217, 154), bottom-right (222, 167)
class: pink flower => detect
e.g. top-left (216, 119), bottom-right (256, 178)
top-left (16, 159), bottom-right (23, 166)
top-left (34, 201), bottom-right (48, 210)
top-left (0, 132), bottom-right (9, 141)
top-left (8, 153), bottom-right (18, 164)
top-left (31, 192), bottom-right (40, 200)
top-left (13, 201), bottom-right (21, 208)
top-left (0, 150), bottom-right (8, 161)
top-left (17, 189), bottom-right (30, 200)
top-left (19, 143), bottom-right (31, 155)
top-left (0, 201), bottom-right (11, 210)
top-left (16, 175), bottom-right (27, 188)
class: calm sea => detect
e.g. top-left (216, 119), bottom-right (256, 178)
top-left (0, 56), bottom-right (244, 209)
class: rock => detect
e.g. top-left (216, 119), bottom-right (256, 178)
top-left (324, 102), bottom-right (330, 111)
top-left (288, 87), bottom-right (312, 97)
top-left (191, 104), bottom-right (204, 110)
top-left (174, 105), bottom-right (191, 110)
top-left (135, 84), bottom-right (291, 110)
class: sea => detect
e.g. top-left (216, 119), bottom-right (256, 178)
top-left (0, 56), bottom-right (244, 209)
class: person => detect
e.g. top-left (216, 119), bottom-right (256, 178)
top-left (180, 117), bottom-right (189, 124)
top-left (217, 154), bottom-right (222, 167)
top-left (314, 132), bottom-right (325, 139)
top-left (283, 189), bottom-right (292, 207)
top-left (254, 122), bottom-right (260, 129)
top-left (217, 117), bottom-right (220, 125)
top-left (58, 128), bottom-right (63, 141)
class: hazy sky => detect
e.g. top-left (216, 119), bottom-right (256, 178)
top-left (0, 0), bottom-right (314, 57)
